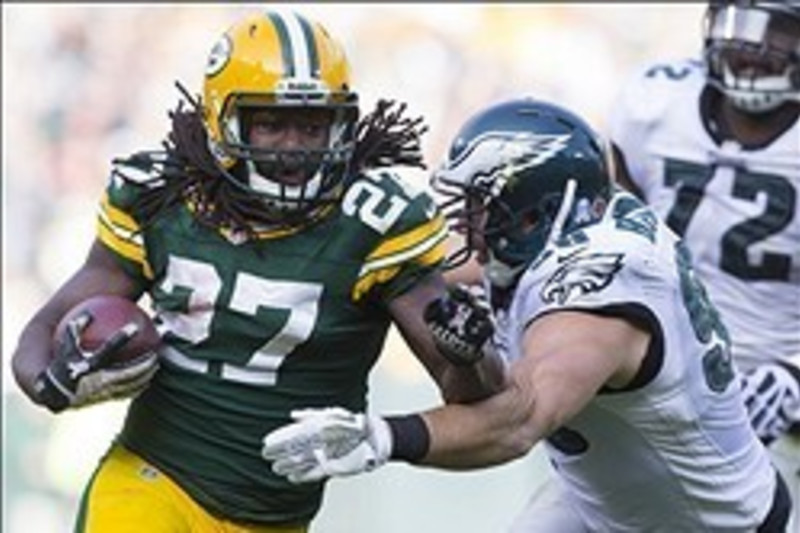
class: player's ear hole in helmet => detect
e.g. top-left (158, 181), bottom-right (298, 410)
top-left (703, 0), bottom-right (800, 113)
top-left (431, 98), bottom-right (613, 288)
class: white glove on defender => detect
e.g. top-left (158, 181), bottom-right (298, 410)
top-left (261, 407), bottom-right (392, 484)
top-left (740, 360), bottom-right (800, 445)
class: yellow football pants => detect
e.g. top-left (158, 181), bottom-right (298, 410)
top-left (75, 443), bottom-right (307, 533)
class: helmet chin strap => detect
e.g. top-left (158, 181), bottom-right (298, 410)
top-left (485, 178), bottom-right (577, 289)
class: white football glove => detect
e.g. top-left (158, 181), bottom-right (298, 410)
top-left (34, 312), bottom-right (159, 413)
top-left (261, 407), bottom-right (392, 484)
top-left (740, 360), bottom-right (800, 445)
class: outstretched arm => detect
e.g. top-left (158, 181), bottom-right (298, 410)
top-left (263, 310), bottom-right (650, 479)
top-left (416, 310), bottom-right (649, 468)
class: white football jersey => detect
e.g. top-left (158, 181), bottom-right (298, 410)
top-left (608, 59), bottom-right (800, 372)
top-left (492, 192), bottom-right (776, 531)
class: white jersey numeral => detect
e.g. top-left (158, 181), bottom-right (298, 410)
top-left (157, 255), bottom-right (322, 386)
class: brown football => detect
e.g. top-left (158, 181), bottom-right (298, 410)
top-left (53, 295), bottom-right (161, 365)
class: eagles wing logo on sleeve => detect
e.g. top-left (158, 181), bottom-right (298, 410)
top-left (540, 250), bottom-right (624, 306)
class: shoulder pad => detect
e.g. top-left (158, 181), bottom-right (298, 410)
top-left (638, 58), bottom-right (704, 86)
top-left (536, 247), bottom-right (626, 308)
top-left (346, 167), bottom-right (447, 302)
top-left (356, 167), bottom-right (429, 200)
top-left (526, 195), bottom-right (668, 310)
top-left (110, 150), bottom-right (176, 188)
top-left (610, 58), bottom-right (704, 128)
top-left (343, 168), bottom-right (439, 236)
top-left (104, 150), bottom-right (178, 214)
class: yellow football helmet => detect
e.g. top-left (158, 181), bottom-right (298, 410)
top-left (202, 9), bottom-right (359, 220)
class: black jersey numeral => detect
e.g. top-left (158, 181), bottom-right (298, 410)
top-left (644, 63), bottom-right (693, 81)
top-left (675, 242), bottom-right (733, 393)
top-left (663, 158), bottom-right (795, 281)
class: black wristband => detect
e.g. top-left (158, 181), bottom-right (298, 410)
top-left (385, 414), bottom-right (430, 463)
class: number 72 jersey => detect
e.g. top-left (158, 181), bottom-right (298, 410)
top-left (608, 58), bottom-right (800, 371)
top-left (95, 161), bottom-right (446, 524)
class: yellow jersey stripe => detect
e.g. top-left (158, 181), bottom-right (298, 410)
top-left (359, 216), bottom-right (447, 278)
top-left (96, 196), bottom-right (153, 279)
top-left (99, 193), bottom-right (141, 234)
top-left (359, 222), bottom-right (448, 276)
top-left (352, 221), bottom-right (448, 301)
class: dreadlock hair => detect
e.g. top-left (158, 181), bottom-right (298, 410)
top-left (127, 81), bottom-right (429, 238)
top-left (351, 99), bottom-right (429, 172)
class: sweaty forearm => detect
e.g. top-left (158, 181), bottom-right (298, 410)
top-left (261, 374), bottom-right (536, 482)
top-left (419, 384), bottom-right (538, 469)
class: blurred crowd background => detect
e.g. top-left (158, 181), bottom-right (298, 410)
top-left (3, 3), bottom-right (704, 532)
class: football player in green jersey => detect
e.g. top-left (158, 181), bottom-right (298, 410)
top-left (11, 9), bottom-right (506, 532)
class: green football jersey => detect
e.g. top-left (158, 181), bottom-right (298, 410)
top-left (96, 159), bottom-right (447, 525)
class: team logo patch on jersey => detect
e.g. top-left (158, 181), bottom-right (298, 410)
top-left (447, 133), bottom-right (572, 196)
top-left (540, 250), bottom-right (624, 306)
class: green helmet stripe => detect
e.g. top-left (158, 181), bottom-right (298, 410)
top-left (267, 11), bottom-right (295, 78)
top-left (295, 13), bottom-right (320, 79)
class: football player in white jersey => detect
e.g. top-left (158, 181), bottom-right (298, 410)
top-left (261, 98), bottom-right (791, 532)
top-left (607, 0), bottom-right (800, 527)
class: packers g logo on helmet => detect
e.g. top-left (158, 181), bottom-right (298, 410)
top-left (205, 35), bottom-right (231, 78)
